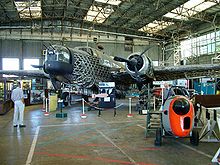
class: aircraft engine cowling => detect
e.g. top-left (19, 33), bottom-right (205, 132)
top-left (125, 52), bottom-right (154, 81)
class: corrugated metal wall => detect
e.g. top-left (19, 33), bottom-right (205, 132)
top-left (0, 39), bottom-right (161, 70)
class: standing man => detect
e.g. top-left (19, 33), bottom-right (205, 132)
top-left (11, 82), bottom-right (26, 127)
top-left (163, 83), bottom-right (175, 104)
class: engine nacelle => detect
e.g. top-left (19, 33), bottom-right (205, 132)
top-left (125, 52), bottom-right (154, 81)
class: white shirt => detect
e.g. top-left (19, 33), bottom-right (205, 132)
top-left (11, 87), bottom-right (24, 102)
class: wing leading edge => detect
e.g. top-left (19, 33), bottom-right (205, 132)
top-left (0, 70), bottom-right (50, 79)
top-left (154, 64), bottom-right (220, 81)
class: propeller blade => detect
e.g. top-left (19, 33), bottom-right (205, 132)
top-left (31, 65), bottom-right (44, 68)
top-left (113, 56), bottom-right (130, 63)
top-left (49, 43), bottom-right (55, 50)
top-left (139, 45), bottom-right (155, 57)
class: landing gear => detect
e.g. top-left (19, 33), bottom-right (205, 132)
top-left (154, 128), bottom-right (162, 146)
top-left (190, 130), bottom-right (199, 146)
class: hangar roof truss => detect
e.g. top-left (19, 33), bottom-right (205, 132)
top-left (0, 0), bottom-right (219, 40)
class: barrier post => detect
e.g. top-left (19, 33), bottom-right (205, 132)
top-left (42, 96), bottom-right (46, 112)
top-left (81, 98), bottom-right (87, 119)
top-left (127, 97), bottom-right (133, 117)
top-left (44, 98), bottom-right (49, 116)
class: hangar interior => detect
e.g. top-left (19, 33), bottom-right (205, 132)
top-left (0, 0), bottom-right (220, 165)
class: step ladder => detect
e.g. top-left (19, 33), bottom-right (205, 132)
top-left (145, 111), bottom-right (162, 137)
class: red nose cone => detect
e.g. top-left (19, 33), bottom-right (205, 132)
top-left (169, 96), bottom-right (194, 137)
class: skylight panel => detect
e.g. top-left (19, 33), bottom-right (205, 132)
top-left (14, 0), bottom-right (41, 19)
top-left (194, 1), bottom-right (216, 12)
top-left (139, 20), bottom-right (174, 33)
top-left (164, 12), bottom-right (187, 20)
top-left (183, 0), bottom-right (203, 9)
top-left (84, 0), bottom-right (122, 23)
top-left (95, 0), bottom-right (121, 6)
top-left (163, 0), bottom-right (218, 20)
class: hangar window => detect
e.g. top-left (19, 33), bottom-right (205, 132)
top-left (181, 30), bottom-right (220, 58)
top-left (2, 58), bottom-right (19, 77)
top-left (23, 59), bottom-right (39, 70)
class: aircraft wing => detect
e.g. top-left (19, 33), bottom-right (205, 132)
top-left (111, 72), bottom-right (135, 85)
top-left (0, 70), bottom-right (50, 79)
top-left (154, 64), bottom-right (220, 80)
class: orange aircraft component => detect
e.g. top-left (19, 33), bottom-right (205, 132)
top-left (168, 96), bottom-right (194, 137)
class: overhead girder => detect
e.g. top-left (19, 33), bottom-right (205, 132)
top-left (106, 0), bottom-right (189, 29)
top-left (0, 19), bottom-right (163, 41)
top-left (0, 0), bottom-right (220, 41)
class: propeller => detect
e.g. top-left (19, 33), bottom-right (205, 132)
top-left (113, 45), bottom-right (154, 85)
top-left (113, 56), bottom-right (130, 63)
top-left (114, 55), bottom-right (143, 83)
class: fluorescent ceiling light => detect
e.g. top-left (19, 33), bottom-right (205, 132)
top-left (163, 0), bottom-right (219, 20)
top-left (84, 0), bottom-right (121, 23)
top-left (14, 0), bottom-right (41, 19)
top-left (139, 20), bottom-right (174, 33)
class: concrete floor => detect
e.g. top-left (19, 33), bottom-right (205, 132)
top-left (0, 99), bottom-right (219, 165)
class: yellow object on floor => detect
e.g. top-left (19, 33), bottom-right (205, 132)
top-left (49, 94), bottom-right (57, 112)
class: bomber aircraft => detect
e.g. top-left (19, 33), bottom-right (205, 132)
top-left (1, 44), bottom-right (220, 90)
top-left (1, 44), bottom-right (220, 145)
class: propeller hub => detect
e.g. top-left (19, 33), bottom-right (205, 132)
top-left (127, 54), bottom-right (144, 72)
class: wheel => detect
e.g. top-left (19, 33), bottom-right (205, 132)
top-left (190, 130), bottom-right (199, 146)
top-left (154, 128), bottom-right (162, 146)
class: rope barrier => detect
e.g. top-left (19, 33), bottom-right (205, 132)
top-left (81, 98), bottom-right (124, 117)
top-left (83, 99), bottom-right (124, 110)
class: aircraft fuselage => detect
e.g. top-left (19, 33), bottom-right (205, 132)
top-left (44, 45), bottom-right (123, 89)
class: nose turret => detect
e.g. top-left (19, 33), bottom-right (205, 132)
top-left (44, 45), bottom-right (73, 75)
top-left (44, 60), bottom-right (73, 75)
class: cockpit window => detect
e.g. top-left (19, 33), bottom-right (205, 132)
top-left (57, 51), bottom-right (69, 63)
top-left (46, 45), bottom-right (70, 63)
top-left (172, 98), bottom-right (190, 115)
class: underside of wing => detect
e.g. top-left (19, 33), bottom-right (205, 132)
top-left (0, 70), bottom-right (50, 79)
top-left (111, 71), bottom-right (135, 85)
top-left (154, 64), bottom-right (220, 81)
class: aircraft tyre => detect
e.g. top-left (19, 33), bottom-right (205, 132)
top-left (154, 128), bottom-right (162, 146)
top-left (190, 130), bottom-right (199, 146)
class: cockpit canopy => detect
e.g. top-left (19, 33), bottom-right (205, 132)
top-left (46, 45), bottom-right (70, 63)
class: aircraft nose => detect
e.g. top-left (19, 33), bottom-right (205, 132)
top-left (44, 61), bottom-right (73, 75)
top-left (172, 98), bottom-right (190, 115)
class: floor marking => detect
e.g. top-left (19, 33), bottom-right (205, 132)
top-left (40, 122), bottom-right (96, 128)
top-left (26, 126), bottom-right (40, 165)
top-left (26, 123), bottom-right (96, 164)
top-left (137, 124), bottom-right (146, 129)
top-left (106, 120), bottom-right (144, 124)
top-left (96, 129), bottom-right (138, 165)
top-left (99, 117), bottom-right (108, 124)
top-left (35, 152), bottom-right (156, 165)
top-left (138, 124), bottom-right (213, 159)
top-left (175, 141), bottom-right (213, 158)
